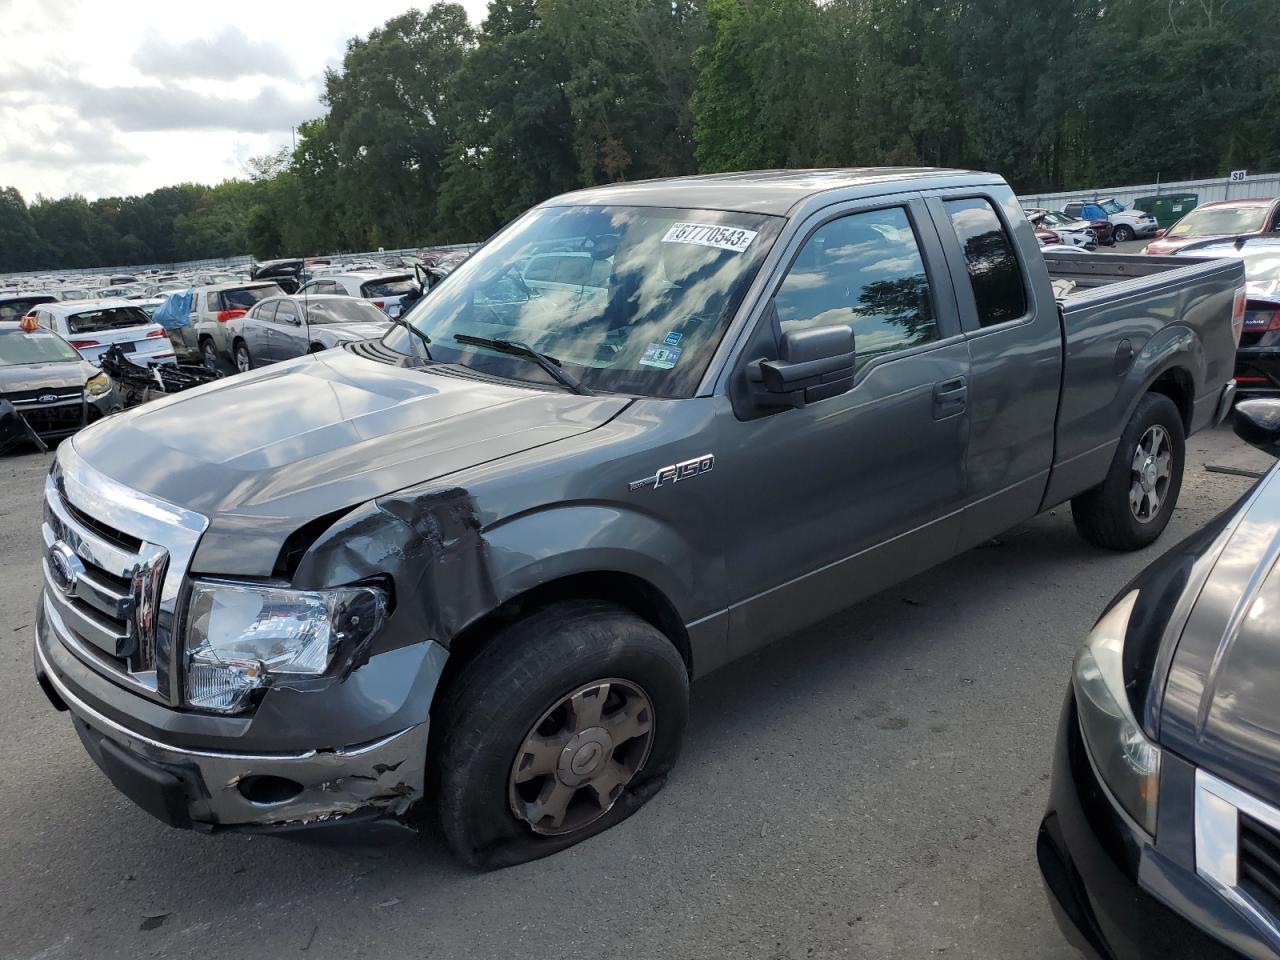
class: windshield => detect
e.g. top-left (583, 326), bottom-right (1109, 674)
top-left (68, 306), bottom-right (152, 334)
top-left (360, 276), bottom-right (415, 298)
top-left (0, 328), bottom-right (80, 366)
top-left (386, 204), bottom-right (781, 398)
top-left (1101, 200), bottom-right (1125, 214)
top-left (1169, 205), bottom-right (1269, 238)
top-left (305, 299), bottom-right (389, 325)
top-left (1042, 212), bottom-right (1074, 226)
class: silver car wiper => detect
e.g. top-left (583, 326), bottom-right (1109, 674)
top-left (453, 334), bottom-right (593, 396)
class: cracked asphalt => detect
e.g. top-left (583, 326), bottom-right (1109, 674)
top-left (0, 423), bottom-right (1272, 960)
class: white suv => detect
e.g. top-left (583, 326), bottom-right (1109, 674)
top-left (297, 272), bottom-right (419, 318)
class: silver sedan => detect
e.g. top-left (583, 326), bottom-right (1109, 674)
top-left (225, 295), bottom-right (393, 371)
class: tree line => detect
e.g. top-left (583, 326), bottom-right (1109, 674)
top-left (3, 0), bottom-right (1278, 273)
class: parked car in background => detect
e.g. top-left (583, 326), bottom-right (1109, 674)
top-left (249, 258), bottom-right (305, 294)
top-left (1145, 198), bottom-right (1280, 255)
top-left (1039, 400), bottom-right (1280, 960)
top-left (225, 295), bottom-right (393, 370)
top-left (1089, 197), bottom-right (1161, 242)
top-left (1026, 209), bottom-right (1097, 249)
top-left (298, 271), bottom-right (420, 318)
top-left (185, 281), bottom-right (285, 369)
top-left (28, 300), bottom-right (175, 368)
top-left (1060, 201), bottom-right (1116, 246)
top-left (0, 319), bottom-right (118, 448)
top-left (31, 168), bottom-right (1243, 866)
top-left (0, 293), bottom-right (59, 323)
top-left (1175, 235), bottom-right (1280, 399)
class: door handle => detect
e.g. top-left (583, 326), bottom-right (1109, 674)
top-left (933, 377), bottom-right (968, 420)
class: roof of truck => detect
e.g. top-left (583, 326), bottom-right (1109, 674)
top-left (543, 167), bottom-right (994, 216)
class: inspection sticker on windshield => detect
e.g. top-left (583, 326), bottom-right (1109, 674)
top-left (662, 222), bottom-right (757, 253)
top-left (640, 343), bottom-right (683, 370)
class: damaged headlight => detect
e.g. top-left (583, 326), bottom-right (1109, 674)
top-left (85, 373), bottom-right (111, 397)
top-left (183, 580), bottom-right (387, 714)
top-left (1073, 590), bottom-right (1162, 835)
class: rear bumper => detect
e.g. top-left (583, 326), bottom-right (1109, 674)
top-left (1039, 691), bottom-right (1264, 959)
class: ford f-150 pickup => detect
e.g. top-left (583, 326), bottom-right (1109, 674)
top-left (32, 168), bottom-right (1246, 868)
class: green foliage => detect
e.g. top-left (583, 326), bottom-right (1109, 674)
top-left (4, 0), bottom-right (1279, 273)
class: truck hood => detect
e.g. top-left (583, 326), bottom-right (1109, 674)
top-left (72, 346), bottom-right (629, 534)
top-left (1159, 465), bottom-right (1280, 802)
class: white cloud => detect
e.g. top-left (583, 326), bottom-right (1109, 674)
top-left (0, 0), bottom-right (490, 200)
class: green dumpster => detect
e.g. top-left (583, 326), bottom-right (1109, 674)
top-left (1132, 194), bottom-right (1199, 229)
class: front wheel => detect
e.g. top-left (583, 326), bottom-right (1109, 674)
top-left (234, 342), bottom-right (253, 372)
top-left (1072, 392), bottom-right (1185, 550)
top-left (1113, 224), bottom-right (1135, 243)
top-left (434, 601), bottom-right (689, 869)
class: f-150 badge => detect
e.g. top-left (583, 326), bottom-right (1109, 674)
top-left (628, 454), bottom-right (715, 492)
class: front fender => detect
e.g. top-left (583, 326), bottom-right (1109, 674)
top-left (481, 503), bottom-right (707, 622)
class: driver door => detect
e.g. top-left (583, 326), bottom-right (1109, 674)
top-left (720, 195), bottom-right (972, 657)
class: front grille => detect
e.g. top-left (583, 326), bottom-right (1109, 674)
top-left (6, 386), bottom-right (83, 406)
top-left (43, 473), bottom-right (169, 700)
top-left (1240, 815), bottom-right (1280, 918)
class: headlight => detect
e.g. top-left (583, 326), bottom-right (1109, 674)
top-left (86, 373), bottom-right (111, 397)
top-left (184, 580), bottom-right (387, 713)
top-left (1072, 590), bottom-right (1161, 834)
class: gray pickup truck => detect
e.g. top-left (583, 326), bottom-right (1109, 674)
top-left (33, 168), bottom-right (1244, 868)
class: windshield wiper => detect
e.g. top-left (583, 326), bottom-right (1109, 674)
top-left (390, 316), bottom-right (433, 360)
top-left (453, 334), bottom-right (593, 396)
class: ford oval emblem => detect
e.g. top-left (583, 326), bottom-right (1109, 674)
top-left (38, 393), bottom-right (58, 403)
top-left (47, 542), bottom-right (85, 597)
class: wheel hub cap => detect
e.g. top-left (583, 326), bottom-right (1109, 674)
top-left (508, 678), bottom-right (655, 837)
top-left (1129, 425), bottom-right (1173, 523)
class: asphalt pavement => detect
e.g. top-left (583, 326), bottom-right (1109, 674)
top-left (1, 420), bottom-right (1272, 960)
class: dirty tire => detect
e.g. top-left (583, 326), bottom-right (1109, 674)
top-left (1113, 224), bottom-right (1135, 243)
top-left (1072, 392), bottom-right (1185, 551)
top-left (201, 339), bottom-right (219, 371)
top-left (434, 601), bottom-right (689, 869)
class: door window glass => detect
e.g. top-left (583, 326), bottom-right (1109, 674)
top-left (774, 206), bottom-right (938, 360)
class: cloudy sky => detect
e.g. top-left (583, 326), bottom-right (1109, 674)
top-left (0, 0), bottom-right (489, 201)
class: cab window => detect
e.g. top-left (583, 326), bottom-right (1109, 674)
top-left (773, 207), bottom-right (938, 361)
top-left (944, 198), bottom-right (1028, 328)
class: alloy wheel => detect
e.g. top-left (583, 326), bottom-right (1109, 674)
top-left (508, 678), bottom-right (655, 837)
top-left (235, 347), bottom-right (251, 372)
top-left (1130, 425), bottom-right (1173, 523)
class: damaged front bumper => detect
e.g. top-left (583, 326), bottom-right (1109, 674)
top-left (35, 596), bottom-right (443, 834)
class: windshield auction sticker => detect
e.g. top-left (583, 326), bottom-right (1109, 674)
top-left (640, 343), bottom-right (683, 370)
top-left (662, 222), bottom-right (758, 253)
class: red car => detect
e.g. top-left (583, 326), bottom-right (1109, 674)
top-left (1145, 197), bottom-right (1280, 255)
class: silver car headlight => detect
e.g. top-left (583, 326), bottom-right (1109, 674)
top-left (183, 580), bottom-right (387, 714)
top-left (86, 372), bottom-right (111, 397)
top-left (1072, 590), bottom-right (1161, 835)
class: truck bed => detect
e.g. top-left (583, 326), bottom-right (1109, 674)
top-left (1043, 250), bottom-right (1222, 300)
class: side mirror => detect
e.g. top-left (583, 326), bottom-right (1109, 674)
top-left (1234, 399), bottom-right (1280, 456)
top-left (755, 323), bottom-right (855, 406)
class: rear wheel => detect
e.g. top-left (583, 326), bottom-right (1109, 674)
top-left (1113, 224), bottom-right (1135, 243)
top-left (434, 601), bottom-right (689, 869)
top-left (1072, 392), bottom-right (1185, 550)
top-left (234, 341), bottom-right (253, 372)
top-left (201, 339), bottom-right (218, 371)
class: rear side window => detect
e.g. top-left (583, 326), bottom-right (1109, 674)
top-left (773, 206), bottom-right (938, 360)
top-left (944, 198), bottom-right (1027, 328)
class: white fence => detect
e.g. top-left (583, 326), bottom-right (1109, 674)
top-left (1018, 172), bottom-right (1280, 210)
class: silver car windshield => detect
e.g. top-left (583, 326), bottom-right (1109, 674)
top-left (385, 204), bottom-right (782, 398)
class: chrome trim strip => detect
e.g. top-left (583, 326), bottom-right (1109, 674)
top-left (42, 563), bottom-right (130, 655)
top-left (43, 489), bottom-right (136, 578)
top-left (38, 633), bottom-right (411, 763)
top-left (1195, 768), bottom-right (1280, 952)
top-left (43, 591), bottom-right (159, 697)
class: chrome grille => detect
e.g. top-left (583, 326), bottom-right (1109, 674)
top-left (40, 443), bottom-right (208, 705)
